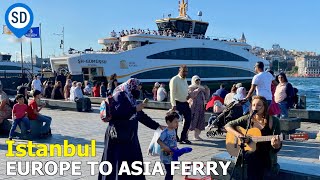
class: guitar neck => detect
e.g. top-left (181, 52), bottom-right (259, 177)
top-left (251, 135), bottom-right (283, 142)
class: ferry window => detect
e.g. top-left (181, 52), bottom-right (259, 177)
top-left (132, 66), bottom-right (255, 79)
top-left (0, 65), bottom-right (21, 70)
top-left (146, 48), bottom-right (249, 61)
top-left (82, 68), bottom-right (89, 74)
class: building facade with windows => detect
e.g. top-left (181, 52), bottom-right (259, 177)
top-left (295, 55), bottom-right (320, 77)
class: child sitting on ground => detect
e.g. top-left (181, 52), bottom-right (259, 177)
top-left (157, 111), bottom-right (180, 180)
top-left (9, 94), bottom-right (31, 140)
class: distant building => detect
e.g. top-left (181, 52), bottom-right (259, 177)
top-left (240, 33), bottom-right (246, 43)
top-left (295, 55), bottom-right (320, 77)
top-left (272, 44), bottom-right (281, 51)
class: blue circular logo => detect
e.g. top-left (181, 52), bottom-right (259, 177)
top-left (5, 3), bottom-right (34, 38)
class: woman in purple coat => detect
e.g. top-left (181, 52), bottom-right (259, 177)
top-left (98, 78), bottom-right (164, 180)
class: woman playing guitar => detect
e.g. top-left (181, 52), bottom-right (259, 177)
top-left (225, 95), bottom-right (282, 180)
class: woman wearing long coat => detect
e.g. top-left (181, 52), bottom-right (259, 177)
top-left (188, 75), bottom-right (210, 140)
top-left (98, 78), bottom-right (163, 180)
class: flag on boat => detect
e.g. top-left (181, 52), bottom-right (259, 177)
top-left (2, 25), bottom-right (13, 35)
top-left (24, 27), bottom-right (40, 38)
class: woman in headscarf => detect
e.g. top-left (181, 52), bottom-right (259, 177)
top-left (188, 75), bottom-right (210, 140)
top-left (0, 81), bottom-right (12, 124)
top-left (99, 78), bottom-right (165, 180)
top-left (233, 87), bottom-right (250, 115)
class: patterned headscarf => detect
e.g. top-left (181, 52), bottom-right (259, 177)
top-left (112, 78), bottom-right (140, 105)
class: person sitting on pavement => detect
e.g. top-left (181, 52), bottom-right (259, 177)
top-left (51, 81), bottom-right (64, 100)
top-left (157, 83), bottom-right (168, 102)
top-left (83, 81), bottom-right (92, 95)
top-left (43, 81), bottom-right (53, 99)
top-left (224, 84), bottom-right (237, 106)
top-left (69, 81), bottom-right (77, 102)
top-left (64, 79), bottom-right (72, 100)
top-left (72, 82), bottom-right (92, 112)
top-left (9, 94), bottom-right (31, 140)
top-left (28, 90), bottom-right (52, 138)
top-left (92, 81), bottom-right (101, 97)
top-left (214, 83), bottom-right (228, 99)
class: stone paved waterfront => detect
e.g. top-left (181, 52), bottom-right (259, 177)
top-left (0, 106), bottom-right (319, 180)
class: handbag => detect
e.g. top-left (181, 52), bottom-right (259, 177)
top-left (148, 128), bottom-right (162, 156)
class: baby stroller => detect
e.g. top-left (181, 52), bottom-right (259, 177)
top-left (206, 99), bottom-right (247, 138)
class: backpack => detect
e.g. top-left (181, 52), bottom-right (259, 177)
top-left (285, 83), bottom-right (295, 108)
top-left (100, 96), bottom-right (114, 122)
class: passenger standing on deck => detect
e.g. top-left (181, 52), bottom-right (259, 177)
top-left (245, 61), bottom-right (275, 107)
top-left (188, 75), bottom-right (210, 141)
top-left (169, 65), bottom-right (192, 144)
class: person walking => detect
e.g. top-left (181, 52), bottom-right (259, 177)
top-left (98, 78), bottom-right (165, 180)
top-left (246, 61), bottom-right (275, 106)
top-left (169, 65), bottom-right (192, 144)
top-left (188, 75), bottom-right (210, 141)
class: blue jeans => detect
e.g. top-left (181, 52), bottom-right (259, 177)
top-left (9, 117), bottom-right (30, 138)
top-left (278, 101), bottom-right (288, 119)
top-left (37, 114), bottom-right (52, 133)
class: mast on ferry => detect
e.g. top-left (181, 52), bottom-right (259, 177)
top-left (179, 0), bottom-right (188, 17)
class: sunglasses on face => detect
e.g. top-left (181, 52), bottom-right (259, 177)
top-left (196, 79), bottom-right (200, 81)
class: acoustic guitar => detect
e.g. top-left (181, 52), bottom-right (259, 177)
top-left (226, 126), bottom-right (309, 157)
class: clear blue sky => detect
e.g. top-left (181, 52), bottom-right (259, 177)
top-left (1, 0), bottom-right (319, 60)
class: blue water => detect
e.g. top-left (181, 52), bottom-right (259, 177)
top-left (289, 77), bottom-right (320, 110)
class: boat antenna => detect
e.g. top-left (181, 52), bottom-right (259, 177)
top-left (179, 0), bottom-right (188, 17)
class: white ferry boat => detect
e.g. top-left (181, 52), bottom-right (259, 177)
top-left (50, 0), bottom-right (268, 83)
top-left (0, 53), bottom-right (41, 78)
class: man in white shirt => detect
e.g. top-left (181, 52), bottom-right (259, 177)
top-left (246, 61), bottom-right (275, 106)
top-left (157, 83), bottom-right (167, 102)
top-left (32, 75), bottom-right (42, 92)
top-left (169, 65), bottom-right (191, 144)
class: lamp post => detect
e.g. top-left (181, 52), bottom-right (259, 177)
top-left (53, 27), bottom-right (65, 55)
